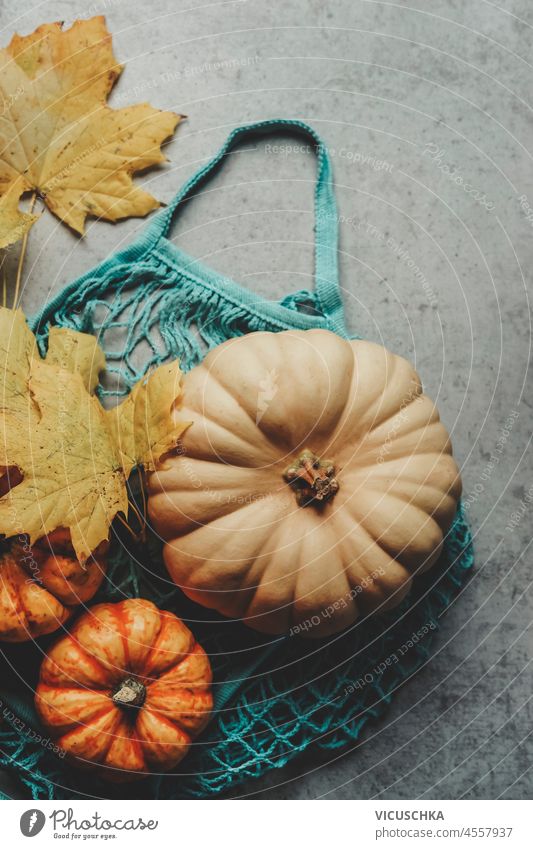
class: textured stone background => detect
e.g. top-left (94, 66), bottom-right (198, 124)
top-left (1, 0), bottom-right (532, 799)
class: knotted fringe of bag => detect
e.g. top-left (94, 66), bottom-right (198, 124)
top-left (33, 253), bottom-right (323, 392)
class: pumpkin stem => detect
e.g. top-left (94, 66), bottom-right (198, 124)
top-left (284, 449), bottom-right (339, 507)
top-left (112, 677), bottom-right (146, 710)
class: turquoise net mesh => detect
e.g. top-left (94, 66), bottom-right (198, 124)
top-left (0, 239), bottom-right (473, 800)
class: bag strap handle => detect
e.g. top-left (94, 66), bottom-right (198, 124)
top-left (151, 118), bottom-right (342, 321)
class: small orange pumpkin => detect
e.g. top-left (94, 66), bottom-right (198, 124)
top-left (35, 598), bottom-right (213, 781)
top-left (0, 528), bottom-right (106, 642)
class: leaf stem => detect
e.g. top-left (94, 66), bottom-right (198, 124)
top-left (2, 262), bottom-right (7, 308)
top-left (128, 497), bottom-right (146, 540)
top-left (115, 511), bottom-right (138, 539)
top-left (136, 465), bottom-right (147, 539)
top-left (13, 192), bottom-right (37, 309)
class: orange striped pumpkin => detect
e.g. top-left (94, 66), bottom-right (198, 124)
top-left (35, 598), bottom-right (213, 781)
top-left (0, 529), bottom-right (106, 642)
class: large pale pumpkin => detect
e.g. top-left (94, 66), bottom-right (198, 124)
top-left (35, 598), bottom-right (212, 781)
top-left (148, 330), bottom-right (462, 638)
top-left (0, 528), bottom-right (106, 642)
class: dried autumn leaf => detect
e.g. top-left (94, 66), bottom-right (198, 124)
top-left (0, 15), bottom-right (182, 248)
top-left (0, 309), bottom-right (189, 561)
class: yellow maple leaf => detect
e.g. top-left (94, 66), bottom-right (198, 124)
top-left (0, 309), bottom-right (189, 562)
top-left (0, 16), bottom-right (182, 248)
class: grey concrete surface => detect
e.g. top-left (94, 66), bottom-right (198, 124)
top-left (1, 0), bottom-right (532, 800)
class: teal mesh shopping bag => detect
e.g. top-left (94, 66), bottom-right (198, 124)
top-left (0, 119), bottom-right (473, 799)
